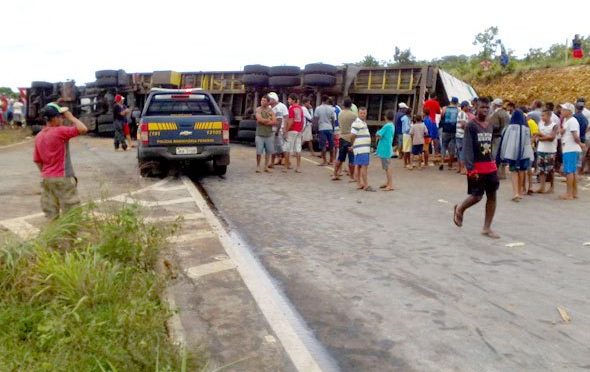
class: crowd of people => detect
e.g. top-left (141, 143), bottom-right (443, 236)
top-left (0, 96), bottom-right (26, 128)
top-left (253, 91), bottom-right (590, 238)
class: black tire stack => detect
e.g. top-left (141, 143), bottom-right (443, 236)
top-left (242, 65), bottom-right (270, 87)
top-left (93, 69), bottom-right (129, 136)
top-left (236, 119), bottom-right (257, 143)
top-left (269, 66), bottom-right (301, 87)
top-left (303, 63), bottom-right (337, 87)
top-left (29, 82), bottom-right (56, 134)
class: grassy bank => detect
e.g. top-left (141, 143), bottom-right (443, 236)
top-left (0, 204), bottom-right (203, 371)
top-left (0, 127), bottom-right (32, 146)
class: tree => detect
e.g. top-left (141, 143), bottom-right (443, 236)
top-left (473, 26), bottom-right (500, 60)
top-left (525, 48), bottom-right (545, 62)
top-left (358, 55), bottom-right (381, 67)
top-left (392, 46), bottom-right (416, 65)
top-left (0, 87), bottom-right (18, 99)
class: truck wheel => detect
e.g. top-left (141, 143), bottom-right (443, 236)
top-left (269, 66), bottom-right (301, 76)
top-left (303, 74), bottom-right (337, 87)
top-left (96, 76), bottom-right (118, 87)
top-left (95, 70), bottom-right (118, 79)
top-left (97, 114), bottom-right (114, 124)
top-left (97, 123), bottom-right (115, 135)
top-left (31, 81), bottom-right (53, 89)
top-left (238, 120), bottom-right (257, 130)
top-left (244, 64), bottom-right (270, 75)
top-left (304, 63), bottom-right (337, 75)
top-left (242, 74), bottom-right (269, 86)
top-left (213, 162), bottom-right (227, 176)
top-left (237, 129), bottom-right (256, 141)
top-left (269, 76), bottom-right (301, 87)
top-left (139, 159), bottom-right (152, 177)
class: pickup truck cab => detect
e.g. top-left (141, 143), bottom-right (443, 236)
top-left (137, 88), bottom-right (230, 176)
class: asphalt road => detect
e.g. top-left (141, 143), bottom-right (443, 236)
top-left (198, 144), bottom-right (590, 372)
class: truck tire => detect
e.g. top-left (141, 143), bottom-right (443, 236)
top-left (304, 63), bottom-right (337, 75)
top-left (244, 64), bottom-right (270, 75)
top-left (213, 161), bottom-right (228, 176)
top-left (97, 114), bottom-right (114, 124)
top-left (95, 70), bottom-right (118, 79)
top-left (242, 74), bottom-right (268, 86)
top-left (31, 81), bottom-right (53, 89)
top-left (303, 74), bottom-right (337, 87)
top-left (96, 76), bottom-right (118, 87)
top-left (237, 129), bottom-right (256, 141)
top-left (31, 125), bottom-right (44, 135)
top-left (238, 119), bottom-right (257, 130)
top-left (269, 66), bottom-right (301, 76)
top-left (269, 75), bottom-right (300, 87)
top-left (97, 123), bottom-right (115, 134)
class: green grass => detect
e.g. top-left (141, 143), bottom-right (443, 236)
top-left (0, 204), bottom-right (205, 371)
top-left (0, 127), bottom-right (32, 146)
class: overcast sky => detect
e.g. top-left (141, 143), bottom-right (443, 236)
top-left (1, 0), bottom-right (588, 89)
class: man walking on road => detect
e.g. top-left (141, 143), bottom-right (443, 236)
top-left (254, 95), bottom-right (276, 173)
top-left (332, 98), bottom-right (357, 181)
top-left (314, 95), bottom-right (336, 166)
top-left (453, 98), bottom-right (500, 239)
top-left (33, 102), bottom-right (88, 219)
top-left (268, 92), bottom-right (289, 168)
top-left (284, 94), bottom-right (304, 173)
top-left (113, 94), bottom-right (130, 151)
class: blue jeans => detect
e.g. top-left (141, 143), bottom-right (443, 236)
top-left (455, 137), bottom-right (464, 161)
top-left (319, 130), bottom-right (334, 150)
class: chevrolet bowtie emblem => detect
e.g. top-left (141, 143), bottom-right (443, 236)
top-left (179, 131), bottom-right (192, 136)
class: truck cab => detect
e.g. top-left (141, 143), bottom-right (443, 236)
top-left (137, 88), bottom-right (230, 176)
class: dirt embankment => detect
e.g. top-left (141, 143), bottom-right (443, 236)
top-left (473, 65), bottom-right (590, 106)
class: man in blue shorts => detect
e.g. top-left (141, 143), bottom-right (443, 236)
top-left (350, 107), bottom-right (374, 191)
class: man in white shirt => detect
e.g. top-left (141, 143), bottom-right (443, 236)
top-left (12, 99), bottom-right (25, 126)
top-left (300, 97), bottom-right (316, 156)
top-left (268, 92), bottom-right (289, 168)
top-left (559, 103), bottom-right (586, 200)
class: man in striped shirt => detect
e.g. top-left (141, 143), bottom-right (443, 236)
top-left (350, 107), bottom-right (374, 191)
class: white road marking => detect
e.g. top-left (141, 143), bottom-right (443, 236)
top-left (164, 288), bottom-right (186, 348)
top-left (152, 185), bottom-right (188, 192)
top-left (109, 195), bottom-right (194, 207)
top-left (144, 213), bottom-right (204, 224)
top-left (167, 230), bottom-right (216, 243)
top-left (185, 259), bottom-right (237, 280)
top-left (0, 218), bottom-right (39, 240)
top-left (181, 176), bottom-right (338, 372)
top-left (301, 156), bottom-right (335, 172)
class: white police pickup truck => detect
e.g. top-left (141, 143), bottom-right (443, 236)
top-left (137, 88), bottom-right (230, 176)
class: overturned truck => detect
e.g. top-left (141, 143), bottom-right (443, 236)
top-left (27, 64), bottom-right (477, 138)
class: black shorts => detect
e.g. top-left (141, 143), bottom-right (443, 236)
top-left (411, 144), bottom-right (424, 155)
top-left (338, 139), bottom-right (354, 163)
top-left (467, 172), bottom-right (499, 197)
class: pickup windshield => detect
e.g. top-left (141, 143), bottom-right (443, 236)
top-left (145, 93), bottom-right (216, 116)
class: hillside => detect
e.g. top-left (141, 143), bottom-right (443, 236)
top-left (472, 65), bottom-right (590, 106)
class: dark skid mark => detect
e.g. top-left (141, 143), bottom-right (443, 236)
top-left (476, 327), bottom-right (499, 355)
top-left (488, 301), bottom-right (517, 317)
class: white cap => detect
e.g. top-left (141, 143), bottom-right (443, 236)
top-left (267, 92), bottom-right (279, 102)
top-left (398, 102), bottom-right (409, 109)
top-left (560, 102), bottom-right (575, 112)
top-left (492, 98), bottom-right (503, 106)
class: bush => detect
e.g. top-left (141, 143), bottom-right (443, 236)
top-left (0, 204), bottom-right (202, 371)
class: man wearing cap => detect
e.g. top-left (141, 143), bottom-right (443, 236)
top-left (33, 103), bottom-right (88, 219)
top-left (488, 98), bottom-right (510, 179)
top-left (113, 94), bottom-right (130, 151)
top-left (559, 103), bottom-right (585, 199)
top-left (268, 92), bottom-right (289, 167)
top-left (439, 97), bottom-right (459, 171)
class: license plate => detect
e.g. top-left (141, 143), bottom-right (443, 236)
top-left (176, 146), bottom-right (198, 155)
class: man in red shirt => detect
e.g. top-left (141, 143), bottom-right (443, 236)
top-left (284, 93), bottom-right (304, 173)
top-left (423, 93), bottom-right (441, 124)
top-left (33, 102), bottom-right (88, 219)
